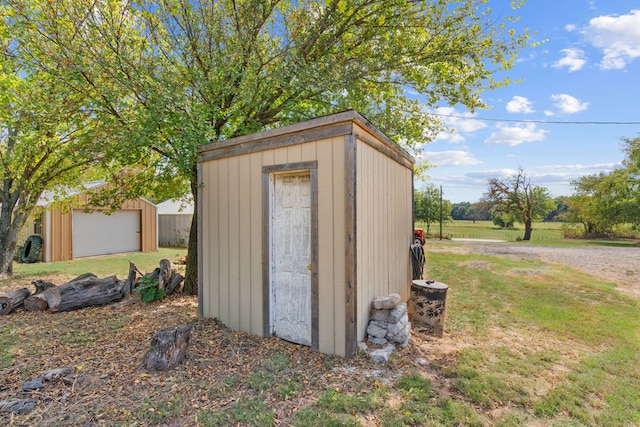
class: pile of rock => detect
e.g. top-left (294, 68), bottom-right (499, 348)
top-left (362, 293), bottom-right (411, 362)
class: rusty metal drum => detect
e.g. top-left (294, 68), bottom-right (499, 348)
top-left (408, 280), bottom-right (448, 337)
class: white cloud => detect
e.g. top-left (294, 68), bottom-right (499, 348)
top-left (565, 24), bottom-right (577, 32)
top-left (433, 107), bottom-right (487, 144)
top-left (552, 48), bottom-right (586, 72)
top-left (484, 123), bottom-right (548, 147)
top-left (423, 150), bottom-right (482, 167)
top-left (582, 9), bottom-right (640, 70)
top-left (543, 110), bottom-right (554, 117)
top-left (550, 93), bottom-right (589, 114)
top-left (542, 162), bottom-right (620, 171)
top-left (506, 96), bottom-right (534, 113)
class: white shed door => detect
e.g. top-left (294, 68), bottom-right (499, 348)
top-left (72, 210), bottom-right (141, 258)
top-left (271, 174), bottom-right (312, 346)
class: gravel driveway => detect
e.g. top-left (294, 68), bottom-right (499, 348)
top-left (429, 240), bottom-right (640, 298)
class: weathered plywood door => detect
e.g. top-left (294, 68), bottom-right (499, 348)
top-left (271, 173), bottom-right (312, 346)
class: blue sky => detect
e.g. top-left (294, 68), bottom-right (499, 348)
top-left (419, 0), bottom-right (640, 203)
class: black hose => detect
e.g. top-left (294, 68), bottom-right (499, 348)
top-left (411, 238), bottom-right (425, 280)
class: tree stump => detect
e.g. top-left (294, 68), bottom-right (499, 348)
top-left (158, 259), bottom-right (172, 292)
top-left (124, 262), bottom-right (141, 298)
top-left (0, 288), bottom-right (31, 315)
top-left (164, 272), bottom-right (184, 296)
top-left (144, 325), bottom-right (192, 371)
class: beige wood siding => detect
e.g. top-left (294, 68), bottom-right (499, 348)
top-left (200, 137), bottom-right (349, 356)
top-left (355, 135), bottom-right (413, 343)
top-left (43, 194), bottom-right (157, 262)
top-left (199, 111), bottom-right (414, 358)
top-left (159, 214), bottom-right (191, 247)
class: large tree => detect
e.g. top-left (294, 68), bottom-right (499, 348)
top-left (482, 169), bottom-right (553, 240)
top-left (568, 137), bottom-right (640, 235)
top-left (6, 0), bottom-right (531, 293)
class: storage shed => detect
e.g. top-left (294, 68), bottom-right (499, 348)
top-left (198, 110), bottom-right (414, 357)
top-left (38, 182), bottom-right (157, 262)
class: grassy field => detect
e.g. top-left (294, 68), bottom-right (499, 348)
top-left (417, 220), bottom-right (639, 247)
top-left (1, 239), bottom-right (639, 425)
top-left (416, 220), bottom-right (563, 242)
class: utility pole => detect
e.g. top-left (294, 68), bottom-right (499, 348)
top-left (439, 185), bottom-right (443, 240)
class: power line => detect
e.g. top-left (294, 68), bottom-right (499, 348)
top-left (429, 112), bottom-right (640, 125)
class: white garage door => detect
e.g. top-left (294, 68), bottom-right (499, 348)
top-left (72, 210), bottom-right (141, 258)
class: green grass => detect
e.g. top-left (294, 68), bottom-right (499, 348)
top-left (196, 398), bottom-right (274, 426)
top-left (6, 248), bottom-right (187, 285)
top-left (0, 326), bottom-right (17, 369)
top-left (426, 247), bottom-right (640, 426)
top-left (417, 220), bottom-right (564, 242)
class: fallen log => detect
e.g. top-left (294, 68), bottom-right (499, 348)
top-left (24, 280), bottom-right (57, 311)
top-left (24, 294), bottom-right (48, 311)
top-left (144, 325), bottom-right (192, 371)
top-left (42, 275), bottom-right (124, 312)
top-left (0, 288), bottom-right (31, 315)
top-left (66, 273), bottom-right (98, 284)
top-left (0, 399), bottom-right (37, 415)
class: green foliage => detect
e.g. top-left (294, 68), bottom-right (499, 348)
top-left (136, 276), bottom-right (165, 303)
top-left (415, 184), bottom-right (452, 233)
top-left (5, 0), bottom-right (532, 293)
top-left (567, 135), bottom-right (640, 235)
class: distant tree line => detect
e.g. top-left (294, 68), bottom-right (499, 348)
top-left (415, 135), bottom-right (640, 241)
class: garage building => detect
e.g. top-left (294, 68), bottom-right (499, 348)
top-left (38, 182), bottom-right (157, 261)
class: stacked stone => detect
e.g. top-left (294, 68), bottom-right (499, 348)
top-left (366, 293), bottom-right (411, 347)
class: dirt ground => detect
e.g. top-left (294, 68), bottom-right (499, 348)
top-left (1, 241), bottom-right (638, 425)
top-left (429, 240), bottom-right (640, 298)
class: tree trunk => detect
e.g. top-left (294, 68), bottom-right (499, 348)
top-left (42, 275), bottom-right (124, 312)
top-left (183, 178), bottom-right (198, 295)
top-left (0, 141), bottom-right (40, 277)
top-left (523, 218), bottom-right (533, 241)
top-left (0, 288), bottom-right (31, 315)
top-left (144, 325), bottom-right (192, 371)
